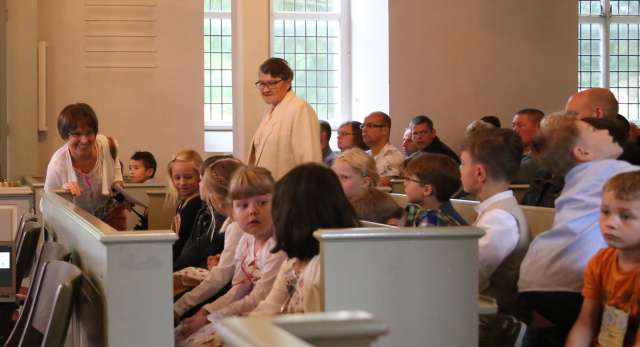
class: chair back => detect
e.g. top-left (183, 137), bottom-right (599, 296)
top-left (75, 276), bottom-right (106, 347)
top-left (18, 260), bottom-right (82, 347)
top-left (15, 223), bottom-right (42, 293)
top-left (4, 243), bottom-right (71, 347)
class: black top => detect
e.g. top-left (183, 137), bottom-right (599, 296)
top-left (512, 154), bottom-right (542, 185)
top-left (172, 196), bottom-right (203, 260)
top-left (520, 169), bottom-right (564, 208)
top-left (422, 137), bottom-right (460, 164)
top-left (173, 205), bottom-right (227, 271)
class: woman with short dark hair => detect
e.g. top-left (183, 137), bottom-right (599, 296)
top-left (248, 57), bottom-right (322, 179)
top-left (44, 103), bottom-right (126, 229)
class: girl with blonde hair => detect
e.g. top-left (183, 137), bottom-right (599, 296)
top-left (167, 149), bottom-right (204, 259)
top-left (332, 148), bottom-right (380, 200)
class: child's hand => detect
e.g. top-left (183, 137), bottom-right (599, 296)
top-left (182, 309), bottom-right (210, 336)
top-left (62, 181), bottom-right (82, 197)
top-left (207, 255), bottom-right (221, 270)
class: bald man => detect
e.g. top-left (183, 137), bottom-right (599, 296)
top-left (565, 87), bottom-right (619, 120)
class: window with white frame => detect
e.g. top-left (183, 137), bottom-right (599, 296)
top-left (579, 0), bottom-right (640, 122)
top-left (204, 0), bottom-right (233, 152)
top-left (271, 0), bottom-right (350, 127)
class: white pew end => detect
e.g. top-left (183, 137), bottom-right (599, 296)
top-left (217, 311), bottom-right (388, 347)
top-left (316, 227), bottom-right (484, 347)
top-left (41, 191), bottom-right (177, 347)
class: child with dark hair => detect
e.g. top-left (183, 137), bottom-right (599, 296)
top-left (404, 153), bottom-right (466, 226)
top-left (128, 151), bottom-right (157, 183)
top-left (251, 163), bottom-right (361, 315)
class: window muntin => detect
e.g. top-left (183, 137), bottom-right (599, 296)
top-left (578, 0), bottom-right (640, 122)
top-left (204, 0), bottom-right (232, 128)
top-left (271, 0), bottom-right (349, 127)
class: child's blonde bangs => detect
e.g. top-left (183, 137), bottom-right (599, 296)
top-left (229, 166), bottom-right (275, 201)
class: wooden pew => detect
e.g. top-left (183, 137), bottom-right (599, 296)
top-left (0, 186), bottom-right (33, 239)
top-left (449, 199), bottom-right (554, 239)
top-left (315, 226), bottom-right (484, 347)
top-left (121, 182), bottom-right (166, 229)
top-left (390, 193), bottom-right (555, 239)
top-left (41, 191), bottom-right (176, 347)
top-left (217, 311), bottom-right (388, 347)
top-left (146, 188), bottom-right (175, 230)
top-left (24, 176), bottom-right (73, 221)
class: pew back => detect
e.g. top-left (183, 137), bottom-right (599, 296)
top-left (41, 191), bottom-right (176, 347)
top-left (316, 227), bottom-right (484, 347)
top-left (449, 199), bottom-right (555, 239)
top-left (146, 188), bottom-right (175, 230)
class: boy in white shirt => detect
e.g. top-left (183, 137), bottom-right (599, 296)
top-left (460, 128), bottom-right (529, 346)
top-left (461, 128), bottom-right (529, 310)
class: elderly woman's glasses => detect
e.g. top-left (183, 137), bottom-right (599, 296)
top-left (255, 79), bottom-right (283, 89)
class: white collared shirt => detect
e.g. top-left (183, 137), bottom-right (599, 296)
top-left (368, 142), bottom-right (404, 177)
top-left (474, 190), bottom-right (519, 292)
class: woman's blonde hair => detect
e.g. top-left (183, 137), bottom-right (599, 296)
top-left (229, 166), bottom-right (275, 201)
top-left (203, 158), bottom-right (243, 208)
top-left (334, 148), bottom-right (380, 187)
top-left (165, 149), bottom-right (203, 207)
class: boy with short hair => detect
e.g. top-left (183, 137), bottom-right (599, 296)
top-left (128, 151), bottom-right (157, 183)
top-left (460, 128), bottom-right (529, 312)
top-left (565, 171), bottom-right (640, 347)
top-left (403, 152), bottom-right (466, 226)
top-left (519, 113), bottom-right (638, 339)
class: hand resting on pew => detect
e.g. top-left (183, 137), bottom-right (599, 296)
top-left (61, 181), bottom-right (82, 197)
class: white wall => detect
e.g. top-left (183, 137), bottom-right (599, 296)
top-left (351, 0), bottom-right (389, 122)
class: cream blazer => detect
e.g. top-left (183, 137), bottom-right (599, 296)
top-left (249, 91), bottom-right (322, 180)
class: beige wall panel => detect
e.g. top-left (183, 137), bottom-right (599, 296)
top-left (85, 21), bottom-right (156, 37)
top-left (6, 0), bottom-right (38, 180)
top-left (37, 0), bottom-right (202, 183)
top-left (232, 0), bottom-right (270, 162)
top-left (388, 1), bottom-right (578, 151)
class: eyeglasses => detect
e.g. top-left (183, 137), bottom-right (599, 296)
top-left (254, 79), bottom-right (283, 89)
top-left (338, 132), bottom-right (353, 136)
top-left (360, 123), bottom-right (387, 129)
top-left (405, 176), bottom-right (424, 185)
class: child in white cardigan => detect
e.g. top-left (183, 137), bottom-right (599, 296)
top-left (175, 166), bottom-right (286, 346)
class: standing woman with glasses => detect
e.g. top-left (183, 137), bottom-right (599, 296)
top-left (249, 57), bottom-right (321, 180)
top-left (44, 103), bottom-right (127, 229)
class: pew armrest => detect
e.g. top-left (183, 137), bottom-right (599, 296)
top-left (217, 311), bottom-right (388, 347)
